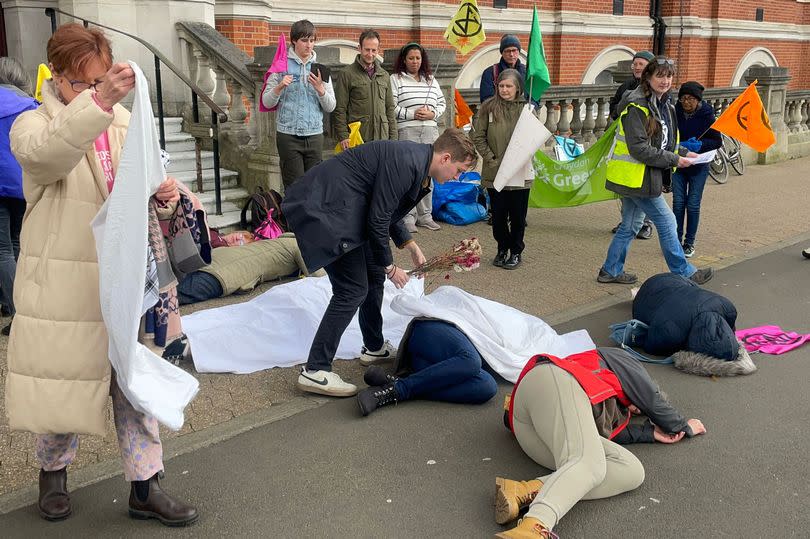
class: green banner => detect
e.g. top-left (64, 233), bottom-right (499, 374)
top-left (529, 122), bottom-right (619, 208)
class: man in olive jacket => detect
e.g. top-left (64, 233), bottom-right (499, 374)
top-left (333, 29), bottom-right (397, 150)
top-left (282, 129), bottom-right (477, 397)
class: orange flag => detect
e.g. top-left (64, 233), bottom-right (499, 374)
top-left (455, 89), bottom-right (473, 128)
top-left (710, 81), bottom-right (775, 153)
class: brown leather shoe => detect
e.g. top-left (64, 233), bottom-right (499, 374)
top-left (38, 468), bottom-right (71, 521)
top-left (128, 474), bottom-right (199, 527)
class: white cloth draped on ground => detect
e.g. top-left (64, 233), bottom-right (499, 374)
top-left (91, 61), bottom-right (199, 430)
top-left (183, 276), bottom-right (425, 373)
top-left (183, 277), bottom-right (593, 381)
top-left (390, 286), bottom-right (595, 383)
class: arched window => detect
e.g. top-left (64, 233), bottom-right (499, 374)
top-left (731, 47), bottom-right (778, 87)
top-left (580, 45), bottom-right (636, 85)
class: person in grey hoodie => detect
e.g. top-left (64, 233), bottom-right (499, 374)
top-left (261, 20), bottom-right (336, 188)
top-left (598, 57), bottom-right (714, 286)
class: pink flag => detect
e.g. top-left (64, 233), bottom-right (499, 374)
top-left (259, 33), bottom-right (288, 112)
top-left (735, 325), bottom-right (810, 355)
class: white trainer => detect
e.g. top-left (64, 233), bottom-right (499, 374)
top-left (297, 368), bottom-right (358, 397)
top-left (359, 340), bottom-right (397, 366)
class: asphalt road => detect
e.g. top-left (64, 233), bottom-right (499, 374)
top-left (3, 242), bottom-right (809, 538)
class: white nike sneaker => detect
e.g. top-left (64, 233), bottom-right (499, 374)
top-left (297, 368), bottom-right (358, 397)
top-left (359, 340), bottom-right (397, 366)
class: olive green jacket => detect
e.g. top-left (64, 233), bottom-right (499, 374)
top-left (471, 98), bottom-right (531, 190)
top-left (333, 56), bottom-right (397, 143)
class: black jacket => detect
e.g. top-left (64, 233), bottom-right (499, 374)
top-left (632, 273), bottom-right (739, 360)
top-left (282, 141), bottom-right (432, 273)
top-left (675, 100), bottom-right (723, 170)
top-left (608, 77), bottom-right (640, 120)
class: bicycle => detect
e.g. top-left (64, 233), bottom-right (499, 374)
top-left (709, 134), bottom-right (744, 184)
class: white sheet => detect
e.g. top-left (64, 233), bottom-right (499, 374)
top-left (184, 277), bottom-right (424, 373)
top-left (184, 277), bottom-right (593, 382)
top-left (91, 62), bottom-right (199, 430)
top-left (493, 104), bottom-right (552, 191)
top-left (390, 286), bottom-right (594, 382)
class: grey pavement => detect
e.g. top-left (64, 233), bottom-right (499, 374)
top-left (2, 241), bottom-right (808, 538)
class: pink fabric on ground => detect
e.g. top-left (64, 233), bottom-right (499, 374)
top-left (735, 325), bottom-right (810, 355)
top-left (258, 33), bottom-right (288, 112)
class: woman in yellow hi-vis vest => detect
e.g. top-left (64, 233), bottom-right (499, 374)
top-left (599, 58), bottom-right (714, 286)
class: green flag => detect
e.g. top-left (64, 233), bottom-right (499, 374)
top-left (529, 122), bottom-right (619, 208)
top-left (526, 6), bottom-right (551, 102)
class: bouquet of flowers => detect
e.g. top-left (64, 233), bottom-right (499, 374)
top-left (408, 238), bottom-right (482, 278)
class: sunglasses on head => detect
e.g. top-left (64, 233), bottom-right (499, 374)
top-left (656, 58), bottom-right (676, 66)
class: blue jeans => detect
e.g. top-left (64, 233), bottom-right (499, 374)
top-left (602, 195), bottom-right (696, 278)
top-left (0, 196), bottom-right (25, 315)
top-left (672, 165), bottom-right (710, 247)
top-left (395, 320), bottom-right (498, 404)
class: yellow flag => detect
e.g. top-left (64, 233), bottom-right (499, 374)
top-left (334, 121), bottom-right (364, 154)
top-left (444, 0), bottom-right (486, 55)
top-left (35, 64), bottom-right (52, 102)
top-left (711, 81), bottom-right (775, 153)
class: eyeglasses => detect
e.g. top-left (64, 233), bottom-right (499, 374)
top-left (679, 95), bottom-right (698, 102)
top-left (655, 58), bottom-right (676, 66)
top-left (67, 79), bottom-right (103, 92)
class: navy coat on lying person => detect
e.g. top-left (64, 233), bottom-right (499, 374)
top-left (632, 273), bottom-right (738, 360)
top-left (282, 140), bottom-right (432, 273)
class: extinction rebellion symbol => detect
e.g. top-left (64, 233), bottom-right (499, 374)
top-left (450, 2), bottom-right (483, 38)
top-left (736, 101), bottom-right (772, 131)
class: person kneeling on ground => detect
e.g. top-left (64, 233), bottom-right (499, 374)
top-left (357, 318), bottom-right (498, 416)
top-left (495, 347), bottom-right (706, 538)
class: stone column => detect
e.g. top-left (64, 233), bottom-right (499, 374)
top-left (1, 1), bottom-right (58, 81)
top-left (383, 47), bottom-right (462, 132)
top-left (745, 66), bottom-right (790, 164)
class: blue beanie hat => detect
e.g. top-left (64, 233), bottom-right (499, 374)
top-left (500, 34), bottom-right (521, 53)
top-left (633, 50), bottom-right (655, 62)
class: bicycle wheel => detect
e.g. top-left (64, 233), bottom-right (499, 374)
top-left (709, 151), bottom-right (729, 184)
top-left (727, 137), bottom-right (745, 175)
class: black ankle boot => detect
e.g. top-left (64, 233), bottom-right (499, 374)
top-left (129, 473), bottom-right (199, 527)
top-left (38, 468), bottom-right (71, 521)
top-left (493, 250), bottom-right (509, 267)
top-left (357, 383), bottom-right (399, 417)
top-left (363, 365), bottom-right (399, 387)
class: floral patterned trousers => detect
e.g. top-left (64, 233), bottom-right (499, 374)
top-left (35, 378), bottom-right (163, 481)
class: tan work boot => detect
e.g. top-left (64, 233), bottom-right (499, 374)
top-left (495, 517), bottom-right (558, 538)
top-left (495, 476), bottom-right (542, 524)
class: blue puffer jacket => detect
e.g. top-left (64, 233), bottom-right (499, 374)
top-left (0, 85), bottom-right (38, 199)
top-left (632, 273), bottom-right (738, 360)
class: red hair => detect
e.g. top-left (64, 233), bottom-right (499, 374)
top-left (47, 23), bottom-right (113, 76)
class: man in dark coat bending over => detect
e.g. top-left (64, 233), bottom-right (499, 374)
top-left (282, 128), bottom-right (478, 397)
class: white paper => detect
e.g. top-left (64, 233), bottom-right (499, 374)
top-left (493, 104), bottom-right (553, 191)
top-left (683, 149), bottom-right (717, 165)
top-left (91, 61), bottom-right (199, 430)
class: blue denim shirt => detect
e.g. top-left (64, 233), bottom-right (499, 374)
top-left (262, 50), bottom-right (336, 137)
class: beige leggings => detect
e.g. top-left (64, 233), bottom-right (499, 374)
top-left (512, 363), bottom-right (645, 530)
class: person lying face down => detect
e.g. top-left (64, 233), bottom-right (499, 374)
top-left (494, 347), bottom-right (706, 538)
top-left (177, 233), bottom-right (323, 305)
top-left (356, 318), bottom-right (498, 416)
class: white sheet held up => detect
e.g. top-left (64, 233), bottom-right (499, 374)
top-left (493, 104), bottom-right (552, 191)
top-left (91, 61), bottom-right (199, 430)
top-left (390, 286), bottom-right (594, 383)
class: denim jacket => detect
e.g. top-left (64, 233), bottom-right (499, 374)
top-left (261, 49), bottom-right (336, 137)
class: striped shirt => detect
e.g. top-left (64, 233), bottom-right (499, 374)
top-left (390, 72), bottom-right (447, 130)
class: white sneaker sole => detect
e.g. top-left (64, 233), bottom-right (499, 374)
top-left (297, 378), bottom-right (358, 397)
top-left (359, 353), bottom-right (393, 366)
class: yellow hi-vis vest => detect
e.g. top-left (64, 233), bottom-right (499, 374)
top-left (606, 102), bottom-right (678, 189)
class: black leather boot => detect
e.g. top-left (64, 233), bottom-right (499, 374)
top-left (129, 473), bottom-right (199, 527)
top-left (38, 468), bottom-right (71, 521)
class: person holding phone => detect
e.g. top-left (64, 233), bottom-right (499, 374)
top-left (261, 19), bottom-right (336, 188)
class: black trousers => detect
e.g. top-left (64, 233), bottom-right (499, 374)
top-left (488, 187), bottom-right (530, 255)
top-left (306, 242), bottom-right (386, 372)
top-left (276, 132), bottom-right (324, 188)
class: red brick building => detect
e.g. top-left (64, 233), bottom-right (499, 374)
top-left (215, 0), bottom-right (810, 89)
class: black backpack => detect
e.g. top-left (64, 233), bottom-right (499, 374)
top-left (240, 187), bottom-right (288, 232)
